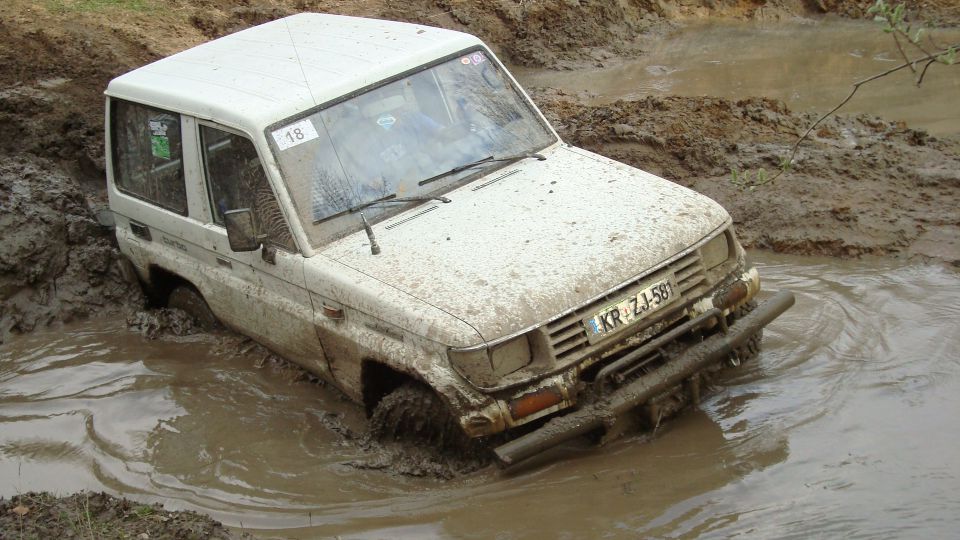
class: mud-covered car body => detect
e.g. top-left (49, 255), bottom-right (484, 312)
top-left (105, 14), bottom-right (791, 464)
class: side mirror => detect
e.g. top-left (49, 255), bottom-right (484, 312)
top-left (224, 208), bottom-right (261, 252)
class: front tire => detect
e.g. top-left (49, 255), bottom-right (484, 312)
top-left (167, 285), bottom-right (218, 331)
top-left (370, 382), bottom-right (482, 456)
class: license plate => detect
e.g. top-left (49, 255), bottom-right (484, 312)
top-left (583, 275), bottom-right (678, 342)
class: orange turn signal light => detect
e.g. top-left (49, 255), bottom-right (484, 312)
top-left (509, 386), bottom-right (563, 419)
top-left (322, 305), bottom-right (344, 319)
top-left (712, 280), bottom-right (748, 311)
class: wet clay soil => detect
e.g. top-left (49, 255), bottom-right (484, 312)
top-left (533, 90), bottom-right (960, 263)
top-left (2, 0), bottom-right (960, 536)
top-left (3, 0), bottom-right (959, 342)
top-left (0, 491), bottom-right (247, 539)
top-left (2, 253), bottom-right (959, 538)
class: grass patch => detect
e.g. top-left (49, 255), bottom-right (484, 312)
top-left (133, 504), bottom-right (155, 518)
top-left (1, 491), bottom-right (240, 539)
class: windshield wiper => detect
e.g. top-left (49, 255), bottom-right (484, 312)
top-left (348, 193), bottom-right (451, 214)
top-left (418, 152), bottom-right (546, 187)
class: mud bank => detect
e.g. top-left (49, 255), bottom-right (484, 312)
top-left (534, 90), bottom-right (960, 263)
top-left (0, 156), bottom-right (142, 344)
top-left (2, 0), bottom-right (958, 338)
top-left (2, 1), bottom-right (959, 536)
top-left (3, 0), bottom-right (955, 175)
top-left (817, 0), bottom-right (959, 25)
top-left (187, 0), bottom-right (960, 68)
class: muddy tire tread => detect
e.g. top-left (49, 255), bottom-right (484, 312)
top-left (370, 382), bottom-right (484, 457)
top-left (167, 285), bottom-right (218, 331)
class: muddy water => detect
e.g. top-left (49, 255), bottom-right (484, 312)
top-left (515, 21), bottom-right (960, 137)
top-left (2, 252), bottom-right (959, 538)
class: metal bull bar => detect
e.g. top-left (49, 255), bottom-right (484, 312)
top-left (493, 289), bottom-right (796, 467)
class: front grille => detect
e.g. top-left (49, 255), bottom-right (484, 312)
top-left (542, 251), bottom-right (708, 363)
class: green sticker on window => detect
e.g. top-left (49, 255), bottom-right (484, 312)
top-left (149, 117), bottom-right (172, 160)
top-left (151, 135), bottom-right (170, 159)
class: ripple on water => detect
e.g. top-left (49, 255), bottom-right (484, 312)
top-left (1, 253), bottom-right (959, 537)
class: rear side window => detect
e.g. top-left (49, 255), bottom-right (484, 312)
top-left (110, 99), bottom-right (188, 214)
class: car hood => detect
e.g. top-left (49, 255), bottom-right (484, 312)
top-left (319, 145), bottom-right (730, 344)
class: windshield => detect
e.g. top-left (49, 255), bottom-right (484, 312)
top-left (268, 49), bottom-right (557, 247)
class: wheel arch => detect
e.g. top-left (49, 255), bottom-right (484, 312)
top-left (146, 264), bottom-right (197, 306)
top-left (361, 360), bottom-right (421, 417)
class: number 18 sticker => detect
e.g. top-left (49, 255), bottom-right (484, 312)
top-left (272, 119), bottom-right (319, 151)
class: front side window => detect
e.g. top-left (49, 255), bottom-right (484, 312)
top-left (111, 100), bottom-right (188, 214)
top-left (268, 49), bottom-right (557, 247)
top-left (200, 125), bottom-right (296, 252)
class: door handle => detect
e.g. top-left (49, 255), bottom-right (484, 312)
top-left (216, 257), bottom-right (233, 269)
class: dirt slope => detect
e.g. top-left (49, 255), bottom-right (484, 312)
top-left (1, 0), bottom-right (959, 535)
top-left (3, 0), bottom-right (954, 186)
top-left (1, 0), bottom-right (958, 335)
top-left (0, 156), bottom-right (141, 342)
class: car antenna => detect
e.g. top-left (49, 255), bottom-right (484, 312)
top-left (360, 213), bottom-right (381, 255)
top-left (285, 19), bottom-right (318, 106)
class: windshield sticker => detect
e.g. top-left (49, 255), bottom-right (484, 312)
top-left (376, 114), bottom-right (396, 130)
top-left (461, 52), bottom-right (486, 66)
top-left (272, 119), bottom-right (319, 151)
top-left (380, 143), bottom-right (406, 162)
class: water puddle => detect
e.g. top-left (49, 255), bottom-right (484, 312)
top-left (2, 252), bottom-right (959, 537)
top-left (514, 20), bottom-right (960, 136)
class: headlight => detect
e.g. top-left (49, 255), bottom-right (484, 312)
top-left (701, 231), bottom-right (731, 269)
top-left (490, 337), bottom-right (531, 377)
top-left (449, 336), bottom-right (532, 387)
top-left (447, 347), bottom-right (490, 385)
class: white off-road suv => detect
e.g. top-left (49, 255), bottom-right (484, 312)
top-left (106, 13), bottom-right (793, 466)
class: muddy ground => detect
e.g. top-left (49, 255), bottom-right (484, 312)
top-left (1, 0), bottom-right (959, 536)
top-left (0, 491), bottom-right (250, 539)
top-left (534, 89), bottom-right (960, 261)
top-left (2, 0), bottom-right (958, 341)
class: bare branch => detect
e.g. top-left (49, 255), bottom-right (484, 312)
top-left (751, 44), bottom-right (958, 187)
top-left (891, 32), bottom-right (915, 71)
top-left (916, 57), bottom-right (938, 85)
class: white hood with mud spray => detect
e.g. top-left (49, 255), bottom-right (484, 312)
top-left (319, 145), bottom-right (731, 343)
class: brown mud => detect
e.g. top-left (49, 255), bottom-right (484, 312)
top-left (534, 90), bottom-right (960, 262)
top-left (2, 0), bottom-right (958, 339)
top-left (126, 311), bottom-right (489, 479)
top-left (2, 0), bottom-right (959, 535)
top-left (3, 254), bottom-right (960, 537)
top-left (0, 155), bottom-right (142, 344)
top-left (0, 491), bottom-right (249, 540)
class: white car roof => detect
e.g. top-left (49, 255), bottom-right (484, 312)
top-left (105, 13), bottom-right (482, 133)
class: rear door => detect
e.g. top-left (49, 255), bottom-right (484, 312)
top-left (108, 99), bottom-right (211, 290)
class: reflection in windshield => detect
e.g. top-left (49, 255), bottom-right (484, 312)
top-left (269, 49), bottom-right (556, 247)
